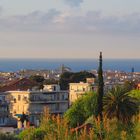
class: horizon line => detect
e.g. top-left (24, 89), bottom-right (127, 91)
top-left (0, 58), bottom-right (139, 60)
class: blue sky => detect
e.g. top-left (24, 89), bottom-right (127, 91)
top-left (0, 0), bottom-right (140, 58)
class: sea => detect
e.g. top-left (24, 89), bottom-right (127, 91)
top-left (0, 59), bottom-right (139, 72)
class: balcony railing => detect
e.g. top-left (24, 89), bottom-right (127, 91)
top-left (29, 100), bottom-right (68, 104)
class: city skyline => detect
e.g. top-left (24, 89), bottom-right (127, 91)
top-left (0, 0), bottom-right (140, 59)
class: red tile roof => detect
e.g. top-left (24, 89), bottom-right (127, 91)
top-left (0, 78), bottom-right (37, 92)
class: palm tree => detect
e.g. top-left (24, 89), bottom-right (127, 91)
top-left (103, 86), bottom-right (139, 124)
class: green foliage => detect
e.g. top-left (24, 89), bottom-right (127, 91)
top-left (18, 111), bottom-right (140, 140)
top-left (29, 75), bottom-right (45, 90)
top-left (59, 71), bottom-right (95, 90)
top-left (30, 75), bottom-right (44, 83)
top-left (18, 127), bottom-right (46, 140)
top-left (44, 79), bottom-right (58, 85)
top-left (129, 90), bottom-right (140, 100)
top-left (103, 86), bottom-right (139, 124)
top-left (0, 133), bottom-right (18, 140)
top-left (124, 80), bottom-right (137, 91)
top-left (64, 92), bottom-right (97, 127)
top-left (97, 52), bottom-right (104, 120)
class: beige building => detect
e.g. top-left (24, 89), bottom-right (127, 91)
top-left (2, 85), bottom-right (69, 126)
top-left (69, 78), bottom-right (97, 105)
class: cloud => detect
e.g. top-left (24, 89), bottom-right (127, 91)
top-left (0, 9), bottom-right (140, 34)
top-left (0, 9), bottom-right (61, 31)
top-left (64, 0), bottom-right (83, 7)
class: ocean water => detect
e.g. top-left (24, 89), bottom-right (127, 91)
top-left (0, 59), bottom-right (139, 72)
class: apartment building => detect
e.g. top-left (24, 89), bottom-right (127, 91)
top-left (69, 78), bottom-right (97, 105)
top-left (0, 94), bottom-right (9, 126)
top-left (0, 93), bottom-right (16, 126)
top-left (0, 85), bottom-right (69, 126)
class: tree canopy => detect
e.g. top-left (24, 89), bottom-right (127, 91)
top-left (129, 90), bottom-right (140, 100)
top-left (59, 71), bottom-right (95, 90)
top-left (29, 75), bottom-right (45, 83)
top-left (103, 86), bottom-right (139, 124)
top-left (64, 92), bottom-right (97, 128)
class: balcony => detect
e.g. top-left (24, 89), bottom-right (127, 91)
top-left (29, 109), bottom-right (66, 114)
top-left (0, 110), bottom-right (9, 116)
top-left (50, 110), bottom-right (66, 114)
top-left (29, 100), bottom-right (68, 104)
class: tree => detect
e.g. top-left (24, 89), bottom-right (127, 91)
top-left (30, 75), bottom-right (44, 83)
top-left (64, 92), bottom-right (97, 128)
top-left (30, 75), bottom-right (45, 90)
top-left (0, 133), bottom-right (18, 140)
top-left (97, 52), bottom-right (104, 121)
top-left (44, 79), bottom-right (58, 85)
top-left (124, 80), bottom-right (137, 91)
top-left (103, 86), bottom-right (139, 124)
top-left (59, 71), bottom-right (95, 90)
top-left (129, 89), bottom-right (140, 100)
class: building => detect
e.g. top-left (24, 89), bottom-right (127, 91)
top-left (2, 85), bottom-right (69, 126)
top-left (0, 93), bottom-right (16, 126)
top-left (0, 78), bottom-right (37, 92)
top-left (0, 97), bottom-right (9, 126)
top-left (137, 83), bottom-right (140, 90)
top-left (43, 84), bottom-right (60, 92)
top-left (69, 78), bottom-right (97, 105)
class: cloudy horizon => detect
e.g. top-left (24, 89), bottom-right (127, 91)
top-left (0, 0), bottom-right (140, 59)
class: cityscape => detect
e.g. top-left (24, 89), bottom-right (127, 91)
top-left (0, 0), bottom-right (140, 140)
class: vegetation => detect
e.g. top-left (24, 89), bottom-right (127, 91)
top-left (124, 80), bottom-right (137, 91)
top-left (44, 79), bottom-right (58, 85)
top-left (17, 85), bottom-right (140, 140)
top-left (59, 71), bottom-right (95, 90)
top-left (30, 75), bottom-right (45, 83)
top-left (103, 86), bottom-right (139, 124)
top-left (64, 92), bottom-right (97, 127)
top-left (97, 52), bottom-right (104, 121)
top-left (0, 133), bottom-right (18, 140)
top-left (29, 75), bottom-right (45, 90)
top-left (18, 107), bottom-right (140, 140)
top-left (129, 90), bottom-right (140, 100)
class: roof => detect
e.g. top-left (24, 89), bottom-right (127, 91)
top-left (0, 78), bottom-right (37, 92)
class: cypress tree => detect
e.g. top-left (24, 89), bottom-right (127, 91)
top-left (97, 52), bottom-right (104, 121)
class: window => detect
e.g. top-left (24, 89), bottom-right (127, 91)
top-left (54, 86), bottom-right (56, 91)
top-left (71, 95), bottom-right (73, 100)
top-left (57, 94), bottom-right (59, 100)
top-left (55, 103), bottom-right (59, 110)
top-left (18, 95), bottom-right (21, 101)
top-left (14, 98), bottom-right (16, 103)
top-left (51, 95), bottom-right (54, 101)
top-left (62, 95), bottom-right (64, 100)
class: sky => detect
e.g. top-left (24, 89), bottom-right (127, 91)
top-left (0, 0), bottom-right (140, 59)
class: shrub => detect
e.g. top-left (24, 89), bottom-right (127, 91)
top-left (18, 127), bottom-right (46, 140)
top-left (0, 133), bottom-right (18, 140)
top-left (64, 92), bottom-right (97, 127)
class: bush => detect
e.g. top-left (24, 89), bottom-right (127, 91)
top-left (18, 127), bottom-right (46, 140)
top-left (0, 133), bottom-right (18, 140)
top-left (64, 92), bottom-right (97, 127)
top-left (19, 110), bottom-right (140, 140)
top-left (129, 90), bottom-right (140, 100)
